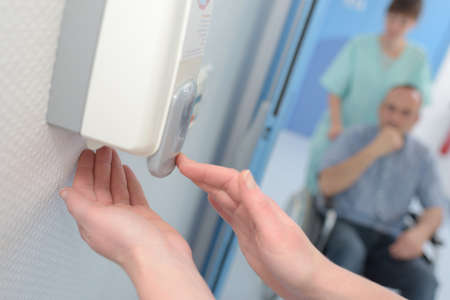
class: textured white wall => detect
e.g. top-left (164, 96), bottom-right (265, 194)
top-left (0, 1), bottom-right (137, 299)
top-left (0, 0), bottom-right (139, 300)
top-left (0, 1), bottom-right (275, 299)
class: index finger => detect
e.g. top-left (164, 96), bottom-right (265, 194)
top-left (124, 165), bottom-right (148, 207)
top-left (73, 149), bottom-right (95, 191)
top-left (176, 154), bottom-right (240, 199)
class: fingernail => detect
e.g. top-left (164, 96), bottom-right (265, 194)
top-left (243, 170), bottom-right (257, 190)
top-left (59, 189), bottom-right (68, 199)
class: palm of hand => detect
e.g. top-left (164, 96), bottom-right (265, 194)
top-left (389, 230), bottom-right (423, 260)
top-left (377, 127), bottom-right (404, 154)
top-left (62, 148), bottom-right (192, 272)
top-left (177, 154), bottom-right (320, 299)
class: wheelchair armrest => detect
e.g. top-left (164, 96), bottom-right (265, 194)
top-left (407, 212), bottom-right (444, 247)
top-left (286, 190), bottom-right (338, 252)
top-left (316, 208), bottom-right (338, 252)
top-left (430, 235), bottom-right (444, 247)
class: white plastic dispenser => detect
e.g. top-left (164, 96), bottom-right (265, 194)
top-left (47, 0), bottom-right (214, 177)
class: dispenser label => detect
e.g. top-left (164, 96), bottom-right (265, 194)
top-left (182, 0), bottom-right (214, 61)
top-left (198, 0), bottom-right (211, 10)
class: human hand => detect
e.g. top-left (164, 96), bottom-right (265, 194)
top-left (176, 154), bottom-right (326, 300)
top-left (389, 228), bottom-right (425, 260)
top-left (370, 126), bottom-right (404, 157)
top-left (60, 147), bottom-right (213, 300)
top-left (328, 122), bottom-right (343, 140)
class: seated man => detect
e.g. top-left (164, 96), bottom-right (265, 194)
top-left (318, 85), bottom-right (447, 300)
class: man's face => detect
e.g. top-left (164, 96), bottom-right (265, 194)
top-left (385, 13), bottom-right (416, 40)
top-left (379, 87), bottom-right (421, 134)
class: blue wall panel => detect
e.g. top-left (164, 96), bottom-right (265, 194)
top-left (287, 38), bottom-right (346, 136)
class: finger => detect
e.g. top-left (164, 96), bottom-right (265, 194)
top-left (73, 149), bottom-right (95, 191)
top-left (191, 180), bottom-right (238, 214)
top-left (208, 194), bottom-right (233, 224)
top-left (388, 245), bottom-right (397, 255)
top-left (192, 180), bottom-right (237, 220)
top-left (192, 180), bottom-right (220, 194)
top-left (94, 146), bottom-right (113, 205)
top-left (389, 249), bottom-right (399, 259)
top-left (60, 187), bottom-right (98, 224)
top-left (77, 225), bottom-right (88, 243)
top-left (209, 189), bottom-right (237, 215)
top-left (110, 149), bottom-right (130, 205)
top-left (390, 250), bottom-right (408, 261)
top-left (238, 170), bottom-right (263, 200)
top-left (123, 165), bottom-right (149, 207)
top-left (237, 170), bottom-right (282, 230)
top-left (389, 245), bottom-right (401, 258)
top-left (389, 244), bottom-right (404, 259)
top-left (177, 153), bottom-right (240, 200)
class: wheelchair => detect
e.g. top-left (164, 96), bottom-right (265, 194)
top-left (262, 189), bottom-right (443, 300)
top-left (291, 189), bottom-right (444, 264)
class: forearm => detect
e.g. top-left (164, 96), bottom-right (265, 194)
top-left (305, 259), bottom-right (406, 300)
top-left (329, 94), bottom-right (342, 126)
top-left (413, 207), bottom-right (443, 241)
top-left (319, 144), bottom-right (378, 197)
top-left (279, 249), bottom-right (404, 300)
top-left (131, 269), bottom-right (213, 300)
top-left (126, 250), bottom-right (214, 300)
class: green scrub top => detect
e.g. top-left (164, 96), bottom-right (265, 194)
top-left (306, 34), bottom-right (431, 194)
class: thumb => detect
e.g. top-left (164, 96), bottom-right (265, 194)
top-left (60, 188), bottom-right (97, 224)
top-left (238, 170), bottom-right (260, 198)
top-left (238, 170), bottom-right (270, 218)
top-left (238, 170), bottom-right (290, 230)
top-left (389, 239), bottom-right (401, 252)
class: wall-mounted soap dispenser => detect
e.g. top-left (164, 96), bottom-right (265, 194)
top-left (47, 0), bottom-right (213, 177)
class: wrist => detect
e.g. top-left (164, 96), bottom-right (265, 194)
top-left (124, 247), bottom-right (215, 300)
top-left (303, 256), bottom-right (350, 299)
top-left (408, 226), bottom-right (431, 244)
top-left (123, 246), bottom-right (149, 281)
top-left (124, 246), bottom-right (188, 286)
top-left (331, 119), bottom-right (342, 128)
top-left (364, 142), bottom-right (382, 161)
top-left (123, 247), bottom-right (176, 298)
top-left (294, 254), bottom-right (333, 299)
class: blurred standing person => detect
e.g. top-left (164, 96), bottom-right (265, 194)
top-left (306, 0), bottom-right (431, 194)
